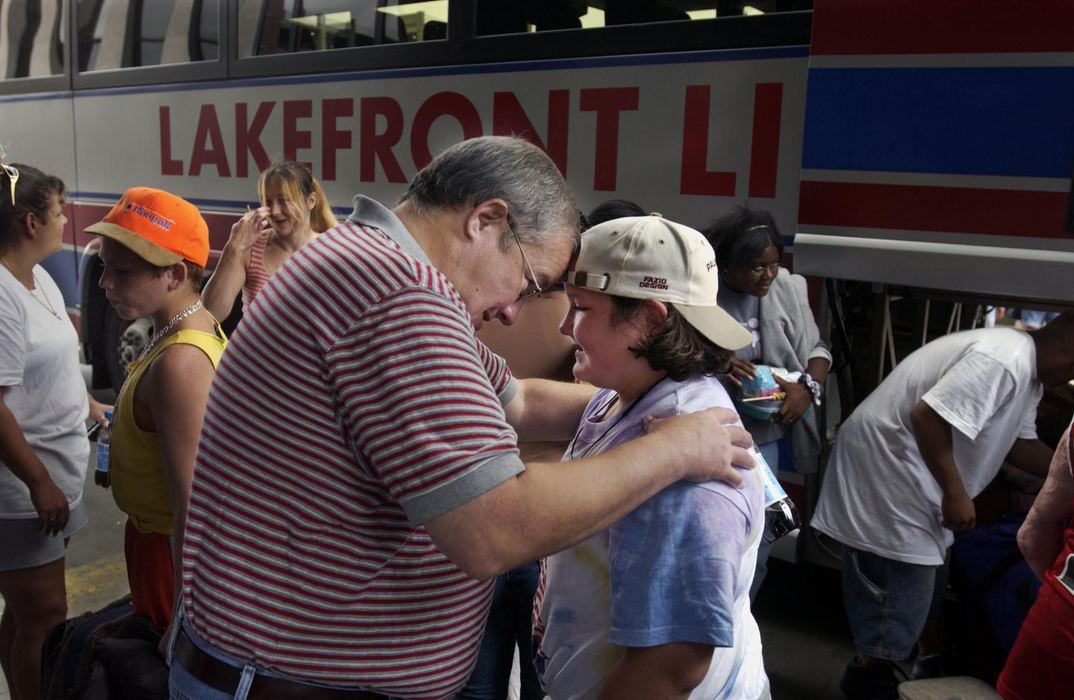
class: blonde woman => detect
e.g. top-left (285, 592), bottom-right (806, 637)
top-left (202, 160), bottom-right (336, 320)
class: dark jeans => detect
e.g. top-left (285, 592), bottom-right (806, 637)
top-left (456, 562), bottom-right (543, 700)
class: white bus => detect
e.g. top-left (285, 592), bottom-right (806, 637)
top-left (4, 0), bottom-right (1073, 566)
top-left (1, 0), bottom-right (814, 390)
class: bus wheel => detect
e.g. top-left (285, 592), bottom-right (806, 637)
top-left (105, 308), bottom-right (151, 392)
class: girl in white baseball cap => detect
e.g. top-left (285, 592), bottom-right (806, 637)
top-left (532, 214), bottom-right (770, 699)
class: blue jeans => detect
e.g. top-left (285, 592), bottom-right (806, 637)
top-left (841, 546), bottom-right (942, 660)
top-left (455, 562), bottom-right (543, 700)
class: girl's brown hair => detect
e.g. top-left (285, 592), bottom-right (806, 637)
top-left (610, 297), bottom-right (734, 381)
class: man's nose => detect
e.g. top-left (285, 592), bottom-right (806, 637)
top-left (495, 302), bottom-right (524, 326)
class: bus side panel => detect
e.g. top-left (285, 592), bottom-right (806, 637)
top-left (9, 50), bottom-right (811, 388)
top-left (1, 93), bottom-right (86, 315)
top-left (1, 94), bottom-right (77, 185)
top-left (68, 51), bottom-right (808, 242)
top-left (796, 0), bottom-right (1074, 303)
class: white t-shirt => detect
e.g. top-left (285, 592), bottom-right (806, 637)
top-left (812, 327), bottom-right (1040, 565)
top-left (0, 264), bottom-right (89, 517)
top-left (533, 376), bottom-right (769, 700)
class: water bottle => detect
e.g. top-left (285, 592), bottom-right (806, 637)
top-left (94, 410), bottom-right (113, 488)
top-left (753, 445), bottom-right (801, 543)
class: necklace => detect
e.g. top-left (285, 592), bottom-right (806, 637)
top-left (567, 380), bottom-right (662, 461)
top-left (1, 257), bottom-right (61, 319)
top-left (29, 273), bottom-right (61, 319)
top-left (136, 300), bottom-right (203, 362)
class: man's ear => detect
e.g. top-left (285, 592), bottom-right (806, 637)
top-left (467, 198), bottom-right (510, 245)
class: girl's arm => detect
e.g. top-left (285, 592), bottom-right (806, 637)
top-left (0, 388), bottom-right (69, 534)
top-left (598, 643), bottom-right (714, 700)
top-left (201, 207), bottom-right (270, 319)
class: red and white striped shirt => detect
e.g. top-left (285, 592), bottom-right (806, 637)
top-left (182, 197), bottom-right (523, 698)
top-left (239, 231), bottom-right (271, 310)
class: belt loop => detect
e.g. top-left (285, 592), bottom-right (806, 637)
top-left (234, 664), bottom-right (256, 700)
top-left (165, 608), bottom-right (184, 665)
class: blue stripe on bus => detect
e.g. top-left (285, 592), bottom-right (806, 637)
top-left (50, 46), bottom-right (808, 100)
top-left (0, 89), bottom-right (71, 104)
top-left (74, 191), bottom-right (352, 218)
top-left (40, 249), bottom-right (86, 309)
top-left (802, 66), bottom-right (1074, 179)
top-left (74, 191), bottom-right (268, 210)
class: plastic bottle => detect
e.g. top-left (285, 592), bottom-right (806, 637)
top-left (753, 445), bottom-right (801, 543)
top-left (94, 410), bottom-right (113, 488)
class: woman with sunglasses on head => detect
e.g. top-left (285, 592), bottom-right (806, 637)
top-left (703, 204), bottom-right (832, 600)
top-left (0, 162), bottom-right (111, 700)
top-left (201, 159), bottom-right (337, 321)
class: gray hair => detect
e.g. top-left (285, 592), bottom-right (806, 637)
top-left (401, 136), bottom-right (579, 250)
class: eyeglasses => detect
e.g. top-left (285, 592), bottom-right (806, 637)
top-left (748, 261), bottom-right (780, 275)
top-left (506, 213), bottom-right (543, 302)
top-left (2, 164), bottom-right (18, 207)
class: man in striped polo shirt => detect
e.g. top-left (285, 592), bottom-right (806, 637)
top-left (169, 136), bottom-right (756, 700)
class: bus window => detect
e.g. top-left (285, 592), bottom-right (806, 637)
top-left (1, 0), bottom-right (65, 78)
top-left (77, 0), bottom-right (220, 72)
top-left (237, 0), bottom-right (445, 57)
top-left (475, 0), bottom-right (814, 34)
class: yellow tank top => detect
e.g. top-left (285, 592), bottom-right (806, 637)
top-left (110, 324), bottom-right (227, 534)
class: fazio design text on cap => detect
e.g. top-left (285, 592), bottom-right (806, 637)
top-left (639, 276), bottom-right (669, 290)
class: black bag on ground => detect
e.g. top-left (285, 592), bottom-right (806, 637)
top-left (41, 595), bottom-right (168, 699)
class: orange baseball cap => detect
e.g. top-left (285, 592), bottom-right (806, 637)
top-left (86, 187), bottom-right (209, 267)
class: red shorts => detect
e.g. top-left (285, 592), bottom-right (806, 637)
top-left (124, 518), bottom-right (175, 631)
top-left (996, 581), bottom-right (1074, 700)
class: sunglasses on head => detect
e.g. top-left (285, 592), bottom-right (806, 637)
top-left (1, 163), bottom-right (17, 207)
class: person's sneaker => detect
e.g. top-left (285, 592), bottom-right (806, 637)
top-left (839, 658), bottom-right (899, 700)
top-left (910, 652), bottom-right (948, 680)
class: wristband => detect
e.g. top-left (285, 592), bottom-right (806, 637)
top-left (797, 373), bottom-right (822, 406)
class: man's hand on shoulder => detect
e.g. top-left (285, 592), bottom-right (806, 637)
top-left (643, 407), bottom-right (755, 488)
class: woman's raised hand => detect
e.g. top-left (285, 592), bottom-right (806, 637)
top-left (227, 206), bottom-right (272, 251)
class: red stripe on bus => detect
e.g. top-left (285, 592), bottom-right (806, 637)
top-left (798, 180), bottom-right (1072, 239)
top-left (748, 82), bottom-right (782, 198)
top-left (811, 0), bottom-right (1074, 56)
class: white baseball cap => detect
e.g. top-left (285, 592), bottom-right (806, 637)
top-left (566, 214), bottom-right (753, 350)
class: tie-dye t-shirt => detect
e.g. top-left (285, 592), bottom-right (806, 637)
top-left (532, 375), bottom-right (770, 699)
